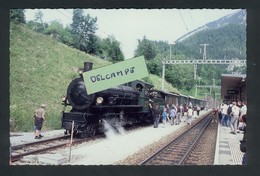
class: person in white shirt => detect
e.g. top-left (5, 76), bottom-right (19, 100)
top-left (230, 101), bottom-right (240, 134)
top-left (187, 106), bottom-right (193, 125)
top-left (240, 101), bottom-right (247, 120)
top-left (221, 103), bottom-right (229, 127)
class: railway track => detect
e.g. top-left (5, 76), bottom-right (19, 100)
top-left (139, 113), bottom-right (214, 165)
top-left (11, 124), bottom-right (140, 163)
top-left (11, 134), bottom-right (104, 163)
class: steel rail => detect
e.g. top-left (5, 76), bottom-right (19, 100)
top-left (139, 110), bottom-right (213, 165)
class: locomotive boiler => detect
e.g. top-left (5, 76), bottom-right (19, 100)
top-left (61, 62), bottom-right (154, 137)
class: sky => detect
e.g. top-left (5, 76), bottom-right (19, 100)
top-left (24, 9), bottom-right (240, 59)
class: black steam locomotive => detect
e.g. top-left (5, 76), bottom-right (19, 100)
top-left (61, 62), bottom-right (206, 137)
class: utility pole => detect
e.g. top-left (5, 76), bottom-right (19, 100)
top-left (194, 44), bottom-right (208, 84)
top-left (170, 44), bottom-right (172, 60)
top-left (195, 77), bottom-right (201, 98)
top-left (170, 41), bottom-right (175, 60)
top-left (162, 58), bottom-right (166, 91)
top-left (194, 44), bottom-right (208, 96)
top-left (162, 42), bottom-right (175, 91)
top-left (200, 44), bottom-right (209, 60)
top-left (194, 64), bottom-right (197, 79)
top-left (211, 79), bottom-right (215, 94)
top-left (195, 83), bottom-right (197, 98)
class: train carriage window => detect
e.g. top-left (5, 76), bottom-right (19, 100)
top-left (136, 83), bottom-right (143, 92)
top-left (144, 87), bottom-right (149, 96)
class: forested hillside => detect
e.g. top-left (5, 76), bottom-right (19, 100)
top-left (176, 24), bottom-right (246, 60)
top-left (134, 22), bottom-right (246, 93)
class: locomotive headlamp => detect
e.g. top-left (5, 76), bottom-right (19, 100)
top-left (96, 97), bottom-right (104, 105)
top-left (61, 96), bottom-right (66, 102)
top-left (78, 69), bottom-right (83, 75)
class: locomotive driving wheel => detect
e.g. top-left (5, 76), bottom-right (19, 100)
top-left (86, 124), bottom-right (96, 137)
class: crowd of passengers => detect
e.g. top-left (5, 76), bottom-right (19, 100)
top-left (217, 100), bottom-right (247, 165)
top-left (151, 102), bottom-right (203, 128)
top-left (151, 100), bottom-right (247, 165)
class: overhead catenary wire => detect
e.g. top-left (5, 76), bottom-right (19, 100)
top-left (56, 9), bottom-right (72, 20)
top-left (187, 10), bottom-right (199, 50)
top-left (178, 10), bottom-right (197, 57)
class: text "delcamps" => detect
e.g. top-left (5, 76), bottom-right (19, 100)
top-left (90, 67), bottom-right (135, 83)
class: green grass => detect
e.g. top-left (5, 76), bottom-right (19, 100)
top-left (10, 23), bottom-right (179, 132)
top-left (147, 74), bottom-right (179, 93)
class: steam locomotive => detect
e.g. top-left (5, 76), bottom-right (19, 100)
top-left (61, 62), bottom-right (206, 137)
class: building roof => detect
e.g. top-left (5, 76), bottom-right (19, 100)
top-left (221, 74), bottom-right (246, 100)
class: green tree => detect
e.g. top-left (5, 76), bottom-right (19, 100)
top-left (71, 9), bottom-right (98, 54)
top-left (44, 20), bottom-right (64, 40)
top-left (34, 10), bottom-right (47, 33)
top-left (26, 20), bottom-right (48, 33)
top-left (34, 10), bottom-right (44, 24)
top-left (101, 36), bottom-right (124, 62)
top-left (134, 36), bottom-right (157, 60)
top-left (43, 20), bottom-right (73, 46)
top-left (61, 26), bottom-right (74, 47)
top-left (165, 55), bottom-right (195, 91)
top-left (10, 9), bottom-right (26, 24)
top-left (26, 10), bottom-right (48, 33)
top-left (146, 58), bottom-right (162, 76)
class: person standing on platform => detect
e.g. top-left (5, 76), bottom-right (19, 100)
top-left (239, 101), bottom-right (247, 119)
top-left (166, 104), bottom-right (172, 125)
top-left (239, 101), bottom-right (247, 131)
top-left (162, 108), bottom-right (167, 127)
top-left (187, 106), bottom-right (193, 125)
top-left (170, 106), bottom-right (177, 125)
top-left (196, 105), bottom-right (201, 117)
top-left (221, 103), bottom-right (229, 127)
top-left (183, 103), bottom-right (188, 122)
top-left (212, 108), bottom-right (218, 123)
top-left (189, 102), bottom-right (192, 109)
top-left (236, 101), bottom-right (242, 132)
top-left (179, 104), bottom-right (184, 118)
top-left (227, 102), bottom-right (233, 127)
top-left (34, 104), bottom-right (47, 139)
top-left (230, 102), bottom-right (240, 135)
top-left (239, 114), bottom-right (247, 165)
top-left (152, 105), bottom-right (161, 128)
top-left (220, 103), bottom-right (224, 122)
top-left (175, 104), bottom-right (181, 125)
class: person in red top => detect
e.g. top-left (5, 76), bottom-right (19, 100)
top-left (212, 108), bottom-right (218, 123)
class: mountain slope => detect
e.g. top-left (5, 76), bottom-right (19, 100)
top-left (10, 23), bottom-right (111, 131)
top-left (206, 9), bottom-right (246, 28)
top-left (173, 9), bottom-right (246, 60)
top-left (177, 24), bottom-right (246, 60)
top-left (176, 9), bottom-right (246, 43)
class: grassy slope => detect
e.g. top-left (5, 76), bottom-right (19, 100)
top-left (10, 23), bottom-right (178, 132)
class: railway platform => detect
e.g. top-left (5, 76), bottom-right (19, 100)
top-left (214, 123), bottom-right (244, 165)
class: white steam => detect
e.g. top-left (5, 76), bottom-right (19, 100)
top-left (102, 119), bottom-right (126, 139)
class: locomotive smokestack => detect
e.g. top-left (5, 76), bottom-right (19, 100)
top-left (83, 62), bottom-right (93, 72)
